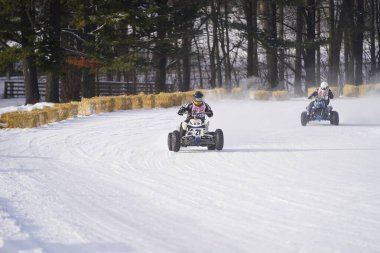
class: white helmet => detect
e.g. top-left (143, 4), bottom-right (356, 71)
top-left (320, 81), bottom-right (328, 90)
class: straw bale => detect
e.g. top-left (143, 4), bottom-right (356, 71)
top-left (272, 90), bottom-right (289, 100)
top-left (249, 90), bottom-right (271, 100)
top-left (142, 94), bottom-right (156, 108)
top-left (131, 94), bottom-right (143, 109)
top-left (2, 111), bottom-right (38, 128)
top-left (105, 97), bottom-right (116, 112)
top-left (358, 85), bottom-right (372, 96)
top-left (155, 92), bottom-right (174, 108)
top-left (114, 96), bottom-right (127, 110)
top-left (307, 87), bottom-right (318, 96)
top-left (231, 87), bottom-right (243, 98)
top-left (78, 99), bottom-right (96, 116)
top-left (343, 84), bottom-right (359, 97)
top-left (375, 83), bottom-right (380, 93)
top-left (95, 97), bottom-right (107, 114)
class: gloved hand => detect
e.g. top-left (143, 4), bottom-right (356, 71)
top-left (178, 110), bottom-right (184, 116)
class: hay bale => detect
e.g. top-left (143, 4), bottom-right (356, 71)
top-left (155, 92), bottom-right (174, 108)
top-left (249, 90), bottom-right (271, 100)
top-left (358, 84), bottom-right (372, 96)
top-left (105, 97), bottom-right (116, 112)
top-left (2, 111), bottom-right (39, 128)
top-left (131, 94), bottom-right (143, 109)
top-left (343, 84), bottom-right (359, 97)
top-left (115, 96), bottom-right (127, 110)
top-left (375, 83), bottom-right (380, 93)
top-left (79, 99), bottom-right (96, 116)
top-left (308, 87), bottom-right (318, 97)
top-left (95, 97), bottom-right (107, 114)
top-left (142, 94), bottom-right (156, 108)
top-left (272, 90), bottom-right (289, 100)
top-left (231, 87), bottom-right (242, 98)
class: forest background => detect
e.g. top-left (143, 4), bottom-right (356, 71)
top-left (0, 0), bottom-right (378, 104)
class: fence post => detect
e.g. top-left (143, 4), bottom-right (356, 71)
top-left (4, 81), bottom-right (8, 98)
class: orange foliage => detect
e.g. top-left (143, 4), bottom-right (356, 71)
top-left (66, 57), bottom-right (101, 68)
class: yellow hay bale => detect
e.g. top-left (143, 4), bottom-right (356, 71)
top-left (343, 84), bottom-right (359, 97)
top-left (231, 87), bottom-right (242, 98)
top-left (1, 111), bottom-right (39, 128)
top-left (55, 103), bottom-right (75, 120)
top-left (95, 97), bottom-right (107, 114)
top-left (171, 92), bottom-right (184, 106)
top-left (78, 99), bottom-right (96, 116)
top-left (249, 90), bottom-right (271, 100)
top-left (41, 107), bottom-right (58, 123)
top-left (358, 85), bottom-right (372, 96)
top-left (114, 96), bottom-right (127, 110)
top-left (375, 83), bottom-right (380, 92)
top-left (142, 94), bottom-right (156, 108)
top-left (272, 90), bottom-right (289, 100)
top-left (32, 109), bottom-right (48, 125)
top-left (70, 102), bottom-right (79, 117)
top-left (155, 92), bottom-right (174, 108)
top-left (131, 94), bottom-right (143, 109)
top-left (105, 97), bottom-right (116, 112)
top-left (308, 87), bottom-right (318, 97)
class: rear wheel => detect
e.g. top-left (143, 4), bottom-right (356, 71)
top-left (167, 133), bottom-right (173, 151)
top-left (215, 129), bottom-right (224, 151)
top-left (171, 130), bottom-right (181, 152)
top-left (301, 111), bottom-right (308, 126)
top-left (330, 111), bottom-right (339, 125)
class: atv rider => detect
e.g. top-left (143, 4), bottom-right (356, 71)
top-left (307, 81), bottom-right (334, 115)
top-left (177, 91), bottom-right (213, 136)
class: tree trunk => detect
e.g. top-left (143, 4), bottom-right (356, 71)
top-left (295, 4), bottom-right (304, 96)
top-left (354, 0), bottom-right (364, 85)
top-left (316, 1), bottom-right (321, 86)
top-left (46, 0), bottom-right (61, 103)
top-left (278, 3), bottom-right (285, 90)
top-left (244, 0), bottom-right (259, 78)
top-left (21, 4), bottom-right (40, 104)
top-left (181, 32), bottom-right (191, 92)
top-left (208, 2), bottom-right (217, 89)
top-left (23, 56), bottom-right (40, 104)
top-left (304, 0), bottom-right (316, 89)
top-left (154, 0), bottom-right (168, 93)
top-left (344, 0), bottom-right (355, 85)
top-left (262, 0), bottom-right (278, 90)
top-left (369, 0), bottom-right (376, 81)
top-left (61, 65), bottom-right (81, 102)
top-left (328, 0), bottom-right (345, 87)
top-left (222, 0), bottom-right (232, 91)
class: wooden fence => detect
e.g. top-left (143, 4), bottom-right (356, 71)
top-left (3, 80), bottom-right (175, 98)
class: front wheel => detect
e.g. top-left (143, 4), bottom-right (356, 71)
top-left (301, 111), bottom-right (308, 126)
top-left (167, 133), bottom-right (173, 151)
top-left (171, 130), bottom-right (181, 152)
top-left (330, 111), bottom-right (339, 125)
top-left (215, 129), bottom-right (224, 151)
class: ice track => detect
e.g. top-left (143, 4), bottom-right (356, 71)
top-left (1, 96), bottom-right (380, 253)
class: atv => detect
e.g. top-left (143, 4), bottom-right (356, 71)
top-left (301, 99), bottom-right (339, 126)
top-left (168, 116), bottom-right (224, 152)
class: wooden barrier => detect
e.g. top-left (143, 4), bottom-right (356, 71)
top-left (3, 80), bottom-right (175, 98)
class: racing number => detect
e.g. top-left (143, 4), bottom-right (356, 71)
top-left (195, 129), bottom-right (201, 136)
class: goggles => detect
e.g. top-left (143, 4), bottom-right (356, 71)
top-left (193, 100), bottom-right (203, 106)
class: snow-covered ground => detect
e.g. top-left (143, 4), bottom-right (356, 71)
top-left (1, 95), bottom-right (380, 253)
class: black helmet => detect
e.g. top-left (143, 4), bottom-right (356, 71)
top-left (193, 91), bottom-right (204, 106)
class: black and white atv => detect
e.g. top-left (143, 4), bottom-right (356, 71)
top-left (168, 118), bottom-right (224, 152)
top-left (301, 99), bottom-right (339, 126)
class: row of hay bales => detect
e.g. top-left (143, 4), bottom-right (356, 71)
top-left (307, 83), bottom-right (380, 97)
top-left (0, 91), bottom-right (193, 128)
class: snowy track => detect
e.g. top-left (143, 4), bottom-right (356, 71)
top-left (1, 96), bottom-right (380, 253)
